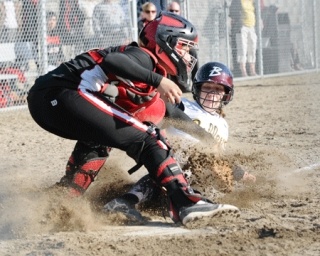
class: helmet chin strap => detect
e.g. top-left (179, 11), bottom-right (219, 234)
top-left (202, 104), bottom-right (223, 114)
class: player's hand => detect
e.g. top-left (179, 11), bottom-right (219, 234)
top-left (242, 171), bottom-right (256, 183)
top-left (157, 77), bottom-right (182, 104)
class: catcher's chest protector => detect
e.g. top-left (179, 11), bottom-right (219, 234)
top-left (87, 47), bottom-right (165, 124)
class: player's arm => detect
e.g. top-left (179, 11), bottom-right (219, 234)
top-left (101, 47), bottom-right (182, 104)
top-left (165, 101), bottom-right (192, 121)
top-left (101, 48), bottom-right (163, 87)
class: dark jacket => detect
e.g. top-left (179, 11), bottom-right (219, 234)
top-left (58, 0), bottom-right (85, 44)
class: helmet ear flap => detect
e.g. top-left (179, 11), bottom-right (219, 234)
top-left (192, 82), bottom-right (202, 102)
top-left (156, 45), bottom-right (177, 75)
top-left (222, 89), bottom-right (234, 105)
top-left (167, 36), bottom-right (178, 49)
top-left (157, 33), bottom-right (177, 50)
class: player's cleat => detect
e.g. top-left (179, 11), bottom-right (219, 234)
top-left (103, 198), bottom-right (145, 223)
top-left (179, 200), bottom-right (240, 226)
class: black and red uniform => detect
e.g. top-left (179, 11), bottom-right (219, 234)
top-left (27, 42), bottom-right (198, 219)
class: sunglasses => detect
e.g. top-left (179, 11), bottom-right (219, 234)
top-left (169, 9), bottom-right (180, 13)
top-left (145, 10), bottom-right (156, 14)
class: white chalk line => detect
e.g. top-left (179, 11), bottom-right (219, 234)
top-left (292, 161), bottom-right (320, 173)
top-left (102, 223), bottom-right (218, 237)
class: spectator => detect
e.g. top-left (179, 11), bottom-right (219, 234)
top-left (167, 1), bottom-right (180, 15)
top-left (0, 0), bottom-right (20, 43)
top-left (138, 2), bottom-right (157, 34)
top-left (46, 11), bottom-right (64, 71)
top-left (229, 0), bottom-right (259, 77)
top-left (137, 0), bottom-right (167, 19)
top-left (92, 0), bottom-right (129, 47)
top-left (58, 0), bottom-right (85, 60)
top-left (290, 43), bottom-right (303, 71)
top-left (18, 0), bottom-right (40, 71)
top-left (78, 0), bottom-right (101, 51)
top-left (20, 0), bottom-right (39, 43)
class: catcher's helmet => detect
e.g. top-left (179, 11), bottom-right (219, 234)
top-left (139, 11), bottom-right (198, 89)
top-left (192, 62), bottom-right (234, 111)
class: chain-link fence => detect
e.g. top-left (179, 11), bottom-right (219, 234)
top-left (186, 0), bottom-right (319, 77)
top-left (0, 0), bottom-right (319, 109)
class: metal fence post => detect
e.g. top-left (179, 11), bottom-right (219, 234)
top-left (256, 0), bottom-right (263, 76)
top-left (130, 0), bottom-right (138, 42)
top-left (224, 0), bottom-right (231, 69)
top-left (39, 0), bottom-right (48, 74)
top-left (313, 0), bottom-right (319, 70)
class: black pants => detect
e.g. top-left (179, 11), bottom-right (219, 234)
top-left (27, 87), bottom-right (170, 176)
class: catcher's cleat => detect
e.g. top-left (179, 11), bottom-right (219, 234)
top-left (103, 198), bottom-right (145, 223)
top-left (55, 174), bottom-right (73, 187)
top-left (179, 201), bottom-right (240, 227)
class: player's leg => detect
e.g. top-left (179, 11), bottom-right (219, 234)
top-left (103, 174), bottom-right (159, 221)
top-left (57, 141), bottom-right (111, 196)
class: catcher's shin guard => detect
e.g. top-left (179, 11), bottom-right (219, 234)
top-left (59, 142), bottom-right (111, 196)
top-left (68, 157), bottom-right (107, 196)
top-left (156, 157), bottom-right (203, 223)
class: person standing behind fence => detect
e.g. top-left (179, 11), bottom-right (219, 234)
top-left (0, 0), bottom-right (20, 43)
top-left (18, 0), bottom-right (40, 71)
top-left (229, 0), bottom-right (258, 77)
top-left (167, 1), bottom-right (180, 15)
top-left (46, 11), bottom-right (64, 71)
top-left (58, 0), bottom-right (85, 60)
top-left (137, 0), bottom-right (167, 20)
top-left (92, 0), bottom-right (129, 47)
top-left (78, 0), bottom-right (100, 51)
top-left (138, 2), bottom-right (157, 34)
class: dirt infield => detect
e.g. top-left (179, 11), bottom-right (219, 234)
top-left (0, 72), bottom-right (320, 255)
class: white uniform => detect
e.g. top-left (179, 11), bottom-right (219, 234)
top-left (166, 98), bottom-right (229, 151)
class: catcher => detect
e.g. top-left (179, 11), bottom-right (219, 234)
top-left (103, 62), bottom-right (256, 221)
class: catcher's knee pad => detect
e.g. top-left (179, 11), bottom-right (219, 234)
top-left (126, 122), bottom-right (172, 171)
top-left (156, 157), bottom-right (186, 187)
top-left (64, 141), bottom-right (111, 196)
top-left (72, 141), bottom-right (111, 161)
